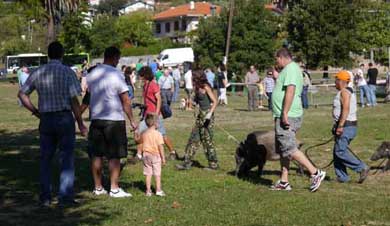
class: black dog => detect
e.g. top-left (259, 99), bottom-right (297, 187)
top-left (235, 131), bottom-right (304, 177)
top-left (370, 141), bottom-right (390, 171)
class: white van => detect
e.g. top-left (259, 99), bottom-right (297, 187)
top-left (158, 48), bottom-right (194, 67)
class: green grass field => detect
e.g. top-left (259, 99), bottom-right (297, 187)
top-left (1, 81), bottom-right (390, 226)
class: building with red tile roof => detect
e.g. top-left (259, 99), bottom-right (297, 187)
top-left (153, 1), bottom-right (221, 42)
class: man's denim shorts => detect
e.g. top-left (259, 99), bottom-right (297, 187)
top-left (275, 117), bottom-right (302, 158)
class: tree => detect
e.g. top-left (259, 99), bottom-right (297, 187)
top-left (194, 0), bottom-right (277, 75)
top-left (286, 0), bottom-right (359, 68)
top-left (95, 0), bottom-right (128, 16)
top-left (355, 1), bottom-right (390, 64)
top-left (114, 11), bottom-right (154, 47)
top-left (20, 0), bottom-right (82, 44)
top-left (58, 11), bottom-right (90, 53)
top-left (88, 15), bottom-right (119, 57)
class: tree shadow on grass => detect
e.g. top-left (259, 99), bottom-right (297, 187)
top-left (0, 129), bottom-right (111, 226)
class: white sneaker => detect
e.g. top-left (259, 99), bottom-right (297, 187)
top-left (145, 191), bottom-right (153, 197)
top-left (156, 190), bottom-right (166, 197)
top-left (310, 170), bottom-right (326, 192)
top-left (109, 188), bottom-right (132, 198)
top-left (92, 187), bottom-right (108, 196)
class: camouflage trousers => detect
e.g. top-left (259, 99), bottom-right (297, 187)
top-left (184, 110), bottom-right (218, 164)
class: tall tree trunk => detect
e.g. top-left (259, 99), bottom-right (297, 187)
top-left (47, 15), bottom-right (56, 45)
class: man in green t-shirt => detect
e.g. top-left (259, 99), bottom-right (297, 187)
top-left (271, 48), bottom-right (326, 192)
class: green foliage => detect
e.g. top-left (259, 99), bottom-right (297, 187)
top-left (88, 15), bottom-right (120, 57)
top-left (95, 0), bottom-right (128, 16)
top-left (58, 11), bottom-right (91, 54)
top-left (0, 1), bottom-right (46, 57)
top-left (121, 38), bottom-right (185, 56)
top-left (194, 0), bottom-right (277, 76)
top-left (356, 1), bottom-right (390, 51)
top-left (286, 0), bottom-right (359, 68)
top-left (114, 11), bottom-right (154, 47)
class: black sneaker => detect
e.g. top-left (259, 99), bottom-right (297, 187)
top-left (358, 167), bottom-right (370, 184)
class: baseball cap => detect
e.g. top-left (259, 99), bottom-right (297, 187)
top-left (334, 70), bottom-right (350, 82)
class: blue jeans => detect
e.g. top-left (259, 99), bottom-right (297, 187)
top-left (172, 80), bottom-right (180, 102)
top-left (301, 86), bottom-right (309, 109)
top-left (333, 126), bottom-right (366, 182)
top-left (161, 89), bottom-right (173, 106)
top-left (368, 84), bottom-right (377, 105)
top-left (39, 111), bottom-right (75, 203)
top-left (266, 92), bottom-right (272, 110)
top-left (359, 85), bottom-right (373, 106)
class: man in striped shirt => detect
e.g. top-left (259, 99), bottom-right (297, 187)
top-left (18, 41), bottom-right (87, 207)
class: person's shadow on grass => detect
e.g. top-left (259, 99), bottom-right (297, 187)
top-left (0, 129), bottom-right (111, 226)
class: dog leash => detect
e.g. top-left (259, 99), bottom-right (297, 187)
top-left (304, 136), bottom-right (334, 169)
top-left (215, 124), bottom-right (241, 145)
top-left (305, 135), bottom-right (371, 173)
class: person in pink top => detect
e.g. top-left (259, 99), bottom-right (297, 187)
top-left (135, 113), bottom-right (166, 197)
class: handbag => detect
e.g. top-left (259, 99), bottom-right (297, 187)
top-left (144, 81), bottom-right (172, 119)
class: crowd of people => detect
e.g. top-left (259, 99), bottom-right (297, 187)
top-left (16, 41), bottom-right (380, 208)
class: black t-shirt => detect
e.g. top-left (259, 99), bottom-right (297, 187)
top-left (217, 72), bottom-right (225, 88)
top-left (367, 68), bottom-right (378, 85)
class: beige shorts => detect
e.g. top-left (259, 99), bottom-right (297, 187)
top-left (143, 152), bottom-right (162, 176)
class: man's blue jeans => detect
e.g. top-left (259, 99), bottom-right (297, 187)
top-left (333, 126), bottom-right (366, 182)
top-left (39, 111), bottom-right (75, 203)
top-left (172, 80), bottom-right (180, 102)
top-left (368, 84), bottom-right (377, 105)
top-left (301, 85), bottom-right (309, 109)
top-left (359, 85), bottom-right (373, 106)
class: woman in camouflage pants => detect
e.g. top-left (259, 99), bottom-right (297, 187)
top-left (176, 70), bottom-right (218, 170)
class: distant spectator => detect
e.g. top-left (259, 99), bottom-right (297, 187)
top-left (172, 66), bottom-right (181, 102)
top-left (136, 59), bottom-right (143, 74)
top-left (205, 68), bottom-right (215, 88)
top-left (245, 65), bottom-right (259, 111)
top-left (149, 59), bottom-right (158, 75)
top-left (158, 68), bottom-right (174, 106)
top-left (124, 67), bottom-right (135, 100)
top-left (155, 65), bottom-right (163, 82)
top-left (264, 68), bottom-right (275, 111)
top-left (355, 64), bottom-right (373, 107)
top-left (367, 62), bottom-right (378, 106)
top-left (301, 65), bottom-right (311, 109)
top-left (217, 64), bottom-right (228, 105)
top-left (323, 65), bottom-right (329, 79)
top-left (184, 64), bottom-right (193, 110)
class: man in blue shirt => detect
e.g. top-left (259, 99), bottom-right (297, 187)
top-left (205, 68), bottom-right (215, 88)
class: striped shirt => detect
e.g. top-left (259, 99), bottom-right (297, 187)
top-left (21, 60), bottom-right (81, 113)
top-left (263, 76), bottom-right (275, 93)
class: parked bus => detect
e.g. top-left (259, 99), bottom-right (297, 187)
top-left (6, 53), bottom-right (48, 74)
top-left (63, 53), bottom-right (90, 71)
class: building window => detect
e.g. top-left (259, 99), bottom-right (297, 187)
top-left (165, 22), bottom-right (171, 33)
top-left (156, 23), bottom-right (161, 33)
top-left (181, 19), bottom-right (187, 31)
top-left (174, 21), bottom-right (179, 31)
